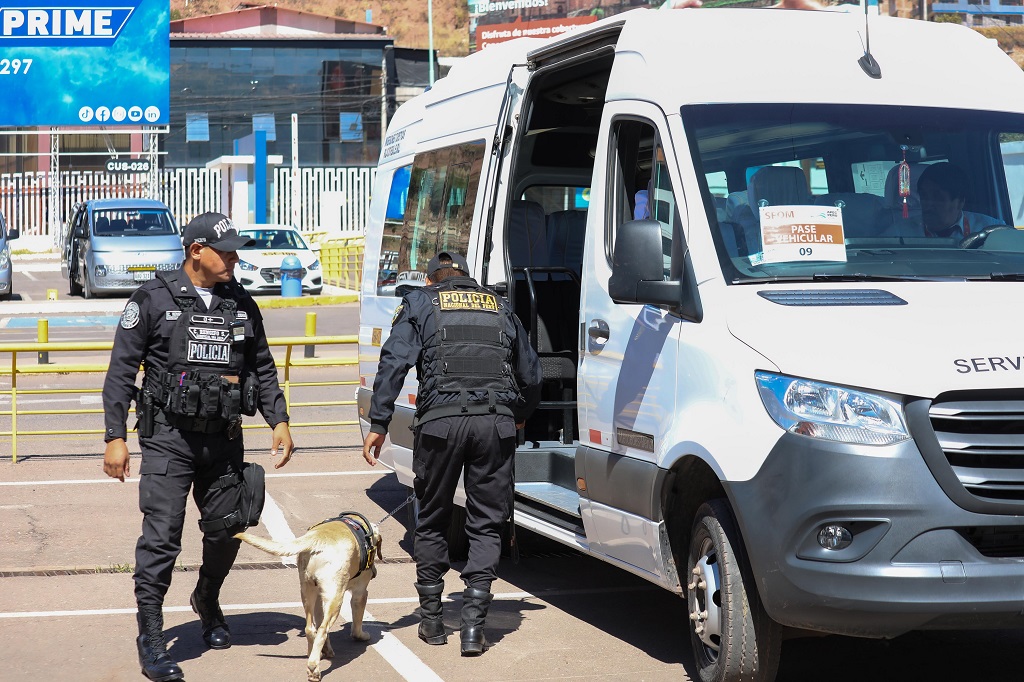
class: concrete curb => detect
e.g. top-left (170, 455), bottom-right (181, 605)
top-left (256, 293), bottom-right (358, 308)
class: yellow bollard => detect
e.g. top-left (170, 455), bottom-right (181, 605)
top-left (304, 311), bottom-right (317, 358)
top-left (37, 319), bottom-right (49, 364)
top-left (46, 289), bottom-right (58, 301)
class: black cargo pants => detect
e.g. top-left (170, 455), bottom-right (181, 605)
top-left (412, 413), bottom-right (517, 590)
top-left (134, 423), bottom-right (245, 607)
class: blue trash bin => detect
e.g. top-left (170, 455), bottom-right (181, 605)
top-left (280, 255), bottom-right (303, 298)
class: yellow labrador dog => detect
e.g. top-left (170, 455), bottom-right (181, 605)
top-left (235, 512), bottom-right (381, 681)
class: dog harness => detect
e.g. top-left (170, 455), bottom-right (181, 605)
top-left (309, 511), bottom-right (377, 577)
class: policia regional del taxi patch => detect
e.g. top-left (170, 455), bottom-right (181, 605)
top-left (438, 291), bottom-right (500, 312)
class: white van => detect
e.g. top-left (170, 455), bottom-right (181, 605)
top-left (358, 9), bottom-right (1024, 681)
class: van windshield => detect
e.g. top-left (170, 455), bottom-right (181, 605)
top-left (93, 209), bottom-right (176, 237)
top-left (685, 103), bottom-right (1024, 283)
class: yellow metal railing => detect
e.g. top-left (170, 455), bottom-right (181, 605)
top-left (319, 236), bottom-right (364, 291)
top-left (0, 335), bottom-right (359, 463)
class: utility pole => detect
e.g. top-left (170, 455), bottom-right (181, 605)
top-left (428, 0), bottom-right (435, 86)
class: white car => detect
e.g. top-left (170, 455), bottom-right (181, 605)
top-left (234, 225), bottom-right (323, 295)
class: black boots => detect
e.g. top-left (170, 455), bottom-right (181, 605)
top-left (190, 572), bottom-right (231, 649)
top-left (414, 581), bottom-right (448, 645)
top-left (460, 587), bottom-right (493, 656)
top-left (137, 606), bottom-right (184, 682)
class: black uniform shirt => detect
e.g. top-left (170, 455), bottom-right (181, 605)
top-left (368, 276), bottom-right (542, 434)
top-left (101, 268), bottom-right (289, 442)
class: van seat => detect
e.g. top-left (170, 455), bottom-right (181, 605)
top-left (109, 218), bottom-right (129, 234)
top-left (95, 216), bottom-right (110, 233)
top-left (814, 192), bottom-right (887, 238)
top-left (508, 199), bottom-right (549, 267)
top-left (546, 209), bottom-right (587, 275)
top-left (748, 166), bottom-right (812, 209)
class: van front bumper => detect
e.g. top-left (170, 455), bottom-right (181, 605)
top-left (727, 411), bottom-right (1024, 638)
top-left (88, 258), bottom-right (181, 292)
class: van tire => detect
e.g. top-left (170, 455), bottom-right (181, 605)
top-left (687, 500), bottom-right (781, 682)
top-left (83, 273), bottom-right (94, 299)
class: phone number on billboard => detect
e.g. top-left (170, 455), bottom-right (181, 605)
top-left (0, 58), bottom-right (32, 74)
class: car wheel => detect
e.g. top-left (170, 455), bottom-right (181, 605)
top-left (83, 272), bottom-right (94, 299)
top-left (687, 499), bottom-right (781, 682)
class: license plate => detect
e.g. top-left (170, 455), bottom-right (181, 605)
top-left (133, 270), bottom-right (154, 282)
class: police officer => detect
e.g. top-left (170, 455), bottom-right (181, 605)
top-left (102, 212), bottom-right (294, 681)
top-left (362, 251), bottom-right (541, 656)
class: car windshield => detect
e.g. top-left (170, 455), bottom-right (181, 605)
top-left (685, 104), bottom-right (1024, 283)
top-left (93, 209), bottom-right (176, 236)
top-left (239, 229), bottom-right (307, 250)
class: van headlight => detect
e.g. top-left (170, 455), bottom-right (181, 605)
top-left (755, 371), bottom-right (909, 446)
top-left (238, 260), bottom-right (258, 271)
top-left (0, 247), bottom-right (8, 268)
top-left (308, 258), bottom-right (321, 271)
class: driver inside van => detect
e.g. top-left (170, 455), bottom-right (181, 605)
top-left (917, 162), bottom-right (1004, 240)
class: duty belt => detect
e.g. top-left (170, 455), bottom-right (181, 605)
top-left (156, 410), bottom-right (238, 436)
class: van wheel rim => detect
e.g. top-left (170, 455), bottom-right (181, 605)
top-left (689, 538), bottom-right (722, 656)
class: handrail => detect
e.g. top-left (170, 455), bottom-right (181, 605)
top-left (0, 334), bottom-right (360, 463)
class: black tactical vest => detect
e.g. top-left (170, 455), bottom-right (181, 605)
top-left (417, 279), bottom-right (517, 421)
top-left (148, 272), bottom-right (248, 421)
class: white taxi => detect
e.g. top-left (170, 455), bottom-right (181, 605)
top-left (234, 225), bottom-right (323, 295)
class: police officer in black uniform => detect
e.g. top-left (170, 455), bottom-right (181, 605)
top-left (102, 212), bottom-right (294, 681)
top-left (362, 251), bottom-right (541, 656)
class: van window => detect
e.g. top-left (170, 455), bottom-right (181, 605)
top-left (93, 209), bottom-right (176, 236)
top-left (379, 164), bottom-right (412, 293)
top-left (378, 141), bottom-right (485, 296)
top-left (523, 186), bottom-right (590, 213)
top-left (686, 103), bottom-right (1024, 282)
top-left (610, 119), bottom-right (682, 280)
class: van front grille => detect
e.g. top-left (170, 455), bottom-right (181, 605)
top-left (929, 393), bottom-right (1024, 502)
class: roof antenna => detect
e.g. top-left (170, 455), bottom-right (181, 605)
top-left (858, 0), bottom-right (882, 79)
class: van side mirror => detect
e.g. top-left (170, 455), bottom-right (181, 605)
top-left (6, 227), bottom-right (17, 240)
top-left (74, 225), bottom-right (87, 239)
top-left (608, 219), bottom-right (683, 307)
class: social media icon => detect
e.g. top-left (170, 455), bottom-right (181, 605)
top-left (144, 106), bottom-right (160, 123)
top-left (79, 106), bottom-right (94, 122)
top-left (112, 106), bottom-right (127, 122)
top-left (127, 106), bottom-right (143, 122)
top-left (96, 107), bottom-right (111, 122)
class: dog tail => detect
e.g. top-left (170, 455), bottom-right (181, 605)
top-left (234, 531), bottom-right (318, 558)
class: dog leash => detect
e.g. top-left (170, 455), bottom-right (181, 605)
top-left (378, 492), bottom-right (416, 525)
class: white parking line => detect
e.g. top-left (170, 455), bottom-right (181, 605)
top-left (260, 491), bottom-right (298, 566)
top-left (0, 471), bottom-right (385, 486)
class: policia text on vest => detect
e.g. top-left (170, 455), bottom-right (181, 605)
top-left (101, 212), bottom-right (295, 682)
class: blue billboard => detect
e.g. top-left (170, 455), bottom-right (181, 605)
top-left (0, 0), bottom-right (169, 126)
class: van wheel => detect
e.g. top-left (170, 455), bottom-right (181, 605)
top-left (83, 273), bottom-right (94, 299)
top-left (69, 269), bottom-right (82, 297)
top-left (687, 500), bottom-right (781, 682)
top-left (447, 504), bottom-right (469, 562)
